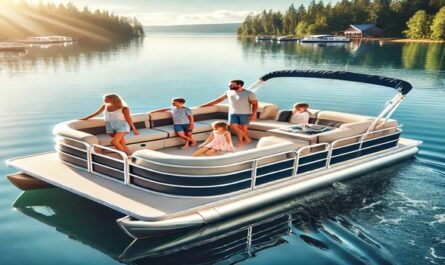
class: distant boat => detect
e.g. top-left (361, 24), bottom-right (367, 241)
top-left (301, 35), bottom-right (351, 43)
top-left (19, 36), bottom-right (74, 44)
top-left (256, 35), bottom-right (275, 41)
top-left (277, 36), bottom-right (299, 42)
top-left (0, 42), bottom-right (26, 52)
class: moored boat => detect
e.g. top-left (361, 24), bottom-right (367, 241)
top-left (301, 35), bottom-right (351, 43)
top-left (277, 36), bottom-right (299, 42)
top-left (5, 69), bottom-right (421, 238)
top-left (0, 42), bottom-right (27, 52)
top-left (255, 35), bottom-right (275, 41)
top-left (19, 36), bottom-right (74, 44)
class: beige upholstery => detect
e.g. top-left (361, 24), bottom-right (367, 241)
top-left (149, 111), bottom-right (172, 121)
top-left (54, 120), bottom-right (102, 147)
top-left (317, 111), bottom-right (372, 123)
top-left (154, 122), bottom-right (213, 137)
top-left (216, 104), bottom-right (229, 113)
top-left (133, 141), bottom-right (295, 175)
top-left (340, 120), bottom-right (373, 135)
top-left (258, 102), bottom-right (279, 120)
top-left (318, 128), bottom-right (357, 146)
top-left (96, 129), bottom-right (168, 146)
top-left (248, 120), bottom-right (291, 131)
top-left (191, 106), bottom-right (219, 115)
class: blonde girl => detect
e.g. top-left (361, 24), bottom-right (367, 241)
top-left (193, 121), bottom-right (234, 156)
top-left (80, 94), bottom-right (139, 155)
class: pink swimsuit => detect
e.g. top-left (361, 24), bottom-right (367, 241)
top-left (205, 131), bottom-right (234, 151)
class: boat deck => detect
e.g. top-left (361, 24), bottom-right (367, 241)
top-left (159, 138), bottom-right (258, 156)
top-left (6, 152), bottom-right (223, 221)
top-left (6, 138), bottom-right (421, 222)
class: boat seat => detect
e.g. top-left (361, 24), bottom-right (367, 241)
top-left (133, 139), bottom-right (296, 175)
top-left (315, 111), bottom-right (372, 127)
top-left (317, 127), bottom-right (357, 146)
top-left (96, 128), bottom-right (169, 146)
top-left (248, 120), bottom-right (291, 131)
top-left (153, 122), bottom-right (213, 137)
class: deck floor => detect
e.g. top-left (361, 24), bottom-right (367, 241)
top-left (159, 137), bottom-right (258, 156)
top-left (6, 152), bottom-right (225, 221)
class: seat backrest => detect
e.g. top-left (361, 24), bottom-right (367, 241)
top-left (62, 113), bottom-right (150, 135)
top-left (316, 111), bottom-right (372, 128)
top-left (192, 105), bottom-right (227, 122)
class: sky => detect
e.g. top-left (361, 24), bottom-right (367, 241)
top-left (41, 0), bottom-right (337, 26)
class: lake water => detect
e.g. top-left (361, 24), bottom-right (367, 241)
top-left (0, 35), bottom-right (444, 265)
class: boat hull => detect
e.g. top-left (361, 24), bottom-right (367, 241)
top-left (117, 145), bottom-right (419, 238)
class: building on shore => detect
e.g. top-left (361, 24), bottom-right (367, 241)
top-left (344, 24), bottom-right (384, 38)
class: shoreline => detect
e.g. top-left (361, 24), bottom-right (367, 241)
top-left (237, 35), bottom-right (445, 43)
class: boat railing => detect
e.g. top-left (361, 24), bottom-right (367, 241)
top-left (328, 125), bottom-right (402, 165)
top-left (55, 125), bottom-right (402, 197)
top-left (90, 144), bottom-right (129, 185)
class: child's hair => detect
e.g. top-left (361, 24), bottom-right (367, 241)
top-left (172, 97), bottom-right (186, 104)
top-left (294, 102), bottom-right (309, 109)
top-left (104, 93), bottom-right (127, 108)
top-left (212, 121), bottom-right (229, 130)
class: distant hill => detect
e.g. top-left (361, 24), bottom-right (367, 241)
top-left (144, 23), bottom-right (240, 34)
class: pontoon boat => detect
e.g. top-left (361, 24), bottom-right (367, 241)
top-left (6, 70), bottom-right (421, 238)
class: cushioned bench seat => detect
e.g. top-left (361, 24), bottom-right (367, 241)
top-left (154, 122), bottom-right (213, 137)
top-left (248, 120), bottom-right (291, 131)
top-left (96, 128), bottom-right (169, 146)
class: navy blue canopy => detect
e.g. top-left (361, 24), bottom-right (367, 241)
top-left (259, 70), bottom-right (412, 95)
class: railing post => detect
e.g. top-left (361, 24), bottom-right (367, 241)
top-left (292, 151), bottom-right (299, 177)
top-left (124, 157), bottom-right (130, 185)
top-left (250, 160), bottom-right (258, 190)
top-left (326, 143), bottom-right (334, 168)
top-left (86, 145), bottom-right (92, 172)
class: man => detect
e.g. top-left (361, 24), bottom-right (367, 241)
top-left (201, 80), bottom-right (258, 146)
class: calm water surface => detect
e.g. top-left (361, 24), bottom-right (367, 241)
top-left (0, 35), bottom-right (444, 265)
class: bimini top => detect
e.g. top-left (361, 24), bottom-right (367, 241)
top-left (259, 70), bottom-right (413, 95)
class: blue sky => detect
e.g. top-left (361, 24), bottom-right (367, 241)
top-left (45, 0), bottom-right (337, 25)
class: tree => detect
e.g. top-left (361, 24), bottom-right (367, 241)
top-left (283, 4), bottom-right (298, 35)
top-left (403, 10), bottom-right (431, 39)
top-left (430, 6), bottom-right (445, 40)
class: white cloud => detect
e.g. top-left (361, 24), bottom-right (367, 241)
top-left (127, 10), bottom-right (258, 26)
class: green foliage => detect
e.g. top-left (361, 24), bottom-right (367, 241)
top-left (237, 0), bottom-right (445, 39)
top-left (0, 0), bottom-right (144, 41)
top-left (404, 10), bottom-right (431, 39)
top-left (430, 6), bottom-right (445, 40)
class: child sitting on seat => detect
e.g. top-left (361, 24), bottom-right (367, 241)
top-left (193, 121), bottom-right (234, 156)
top-left (289, 102), bottom-right (310, 125)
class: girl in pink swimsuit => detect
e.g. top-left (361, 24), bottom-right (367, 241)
top-left (193, 121), bottom-right (234, 156)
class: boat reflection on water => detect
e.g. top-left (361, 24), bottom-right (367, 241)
top-left (13, 161), bottom-right (412, 264)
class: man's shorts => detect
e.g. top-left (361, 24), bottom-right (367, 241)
top-left (229, 114), bottom-right (250, 125)
top-left (174, 124), bottom-right (192, 133)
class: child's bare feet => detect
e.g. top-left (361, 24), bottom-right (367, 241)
top-left (244, 138), bottom-right (252, 145)
top-left (190, 140), bottom-right (197, 146)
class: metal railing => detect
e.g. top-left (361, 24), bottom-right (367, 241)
top-left (55, 125), bottom-right (402, 197)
